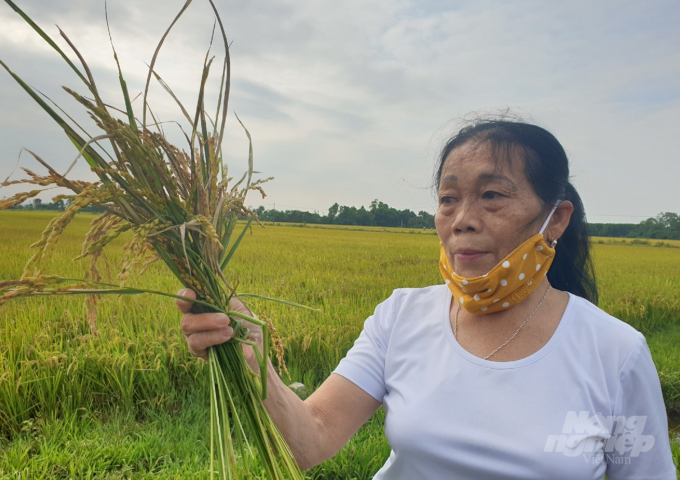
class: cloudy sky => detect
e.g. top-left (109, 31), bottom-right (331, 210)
top-left (1, 0), bottom-right (678, 223)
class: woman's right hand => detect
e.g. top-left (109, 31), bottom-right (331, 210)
top-left (176, 288), bottom-right (263, 366)
top-left (177, 289), bottom-right (382, 470)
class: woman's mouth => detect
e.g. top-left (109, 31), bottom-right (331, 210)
top-left (453, 250), bottom-right (488, 262)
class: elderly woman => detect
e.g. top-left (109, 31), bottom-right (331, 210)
top-left (177, 120), bottom-right (677, 479)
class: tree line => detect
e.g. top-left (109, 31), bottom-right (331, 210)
top-left (6, 198), bottom-right (679, 240)
top-left (254, 200), bottom-right (436, 229)
top-left (588, 212), bottom-right (680, 240)
top-left (6, 199), bottom-right (105, 213)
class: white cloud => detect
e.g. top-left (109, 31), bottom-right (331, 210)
top-left (1, 0), bottom-right (678, 222)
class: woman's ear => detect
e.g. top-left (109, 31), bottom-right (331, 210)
top-left (546, 201), bottom-right (574, 242)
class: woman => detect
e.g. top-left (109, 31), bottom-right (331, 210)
top-left (177, 120), bottom-right (677, 479)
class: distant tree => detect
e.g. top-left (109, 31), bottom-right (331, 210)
top-left (370, 199), bottom-right (399, 227)
top-left (588, 212), bottom-right (680, 240)
top-left (631, 212), bottom-right (680, 240)
top-left (335, 205), bottom-right (358, 225)
top-left (409, 211), bottom-right (435, 229)
top-left (326, 203), bottom-right (340, 224)
top-left (355, 206), bottom-right (374, 226)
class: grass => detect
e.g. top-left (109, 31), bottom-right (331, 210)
top-left (0, 396), bottom-right (389, 480)
top-left (0, 211), bottom-right (678, 478)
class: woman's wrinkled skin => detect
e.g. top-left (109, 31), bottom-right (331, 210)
top-left (435, 140), bottom-right (572, 278)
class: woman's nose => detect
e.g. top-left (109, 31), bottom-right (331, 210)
top-left (452, 203), bottom-right (481, 233)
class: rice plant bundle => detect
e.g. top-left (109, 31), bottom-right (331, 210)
top-left (0, 1), bottom-right (306, 478)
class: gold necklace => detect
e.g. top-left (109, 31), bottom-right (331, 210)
top-left (454, 284), bottom-right (552, 360)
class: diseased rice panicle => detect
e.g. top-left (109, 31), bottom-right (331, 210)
top-left (0, 1), bottom-right (309, 478)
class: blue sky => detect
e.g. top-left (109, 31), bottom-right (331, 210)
top-left (1, 0), bottom-right (678, 223)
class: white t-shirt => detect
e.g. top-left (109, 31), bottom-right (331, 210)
top-left (332, 285), bottom-right (677, 480)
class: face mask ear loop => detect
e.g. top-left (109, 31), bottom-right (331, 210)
top-left (538, 201), bottom-right (561, 235)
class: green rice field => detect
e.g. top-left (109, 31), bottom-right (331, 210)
top-left (0, 210), bottom-right (678, 478)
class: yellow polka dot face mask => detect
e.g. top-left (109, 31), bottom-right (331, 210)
top-left (439, 203), bottom-right (559, 315)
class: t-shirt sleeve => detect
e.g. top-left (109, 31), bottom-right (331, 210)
top-left (331, 289), bottom-right (401, 402)
top-left (605, 332), bottom-right (678, 480)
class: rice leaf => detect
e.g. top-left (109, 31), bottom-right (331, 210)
top-left (220, 216), bottom-right (252, 270)
top-left (206, 0), bottom-right (231, 156)
top-left (105, 3), bottom-right (136, 130)
top-left (232, 113), bottom-right (253, 191)
top-left (237, 293), bottom-right (322, 312)
top-left (141, 0), bottom-right (194, 129)
top-left (3, 0), bottom-right (90, 87)
top-left (0, 60), bottom-right (110, 176)
top-left (150, 69), bottom-right (193, 125)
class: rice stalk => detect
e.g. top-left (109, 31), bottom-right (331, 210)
top-left (0, 1), bottom-right (309, 478)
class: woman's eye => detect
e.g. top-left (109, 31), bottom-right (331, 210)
top-left (482, 191), bottom-right (503, 200)
top-left (439, 196), bottom-right (456, 204)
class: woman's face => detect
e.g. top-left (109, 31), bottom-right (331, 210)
top-left (435, 140), bottom-right (546, 278)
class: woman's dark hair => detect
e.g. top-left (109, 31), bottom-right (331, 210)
top-left (435, 119), bottom-right (598, 305)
